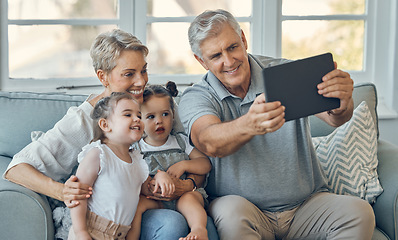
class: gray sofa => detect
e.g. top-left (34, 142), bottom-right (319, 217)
top-left (1, 83), bottom-right (397, 240)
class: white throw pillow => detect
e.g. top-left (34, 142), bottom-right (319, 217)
top-left (312, 101), bottom-right (383, 204)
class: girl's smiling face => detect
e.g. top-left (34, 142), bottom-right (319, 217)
top-left (141, 96), bottom-right (174, 146)
top-left (105, 98), bottom-right (144, 145)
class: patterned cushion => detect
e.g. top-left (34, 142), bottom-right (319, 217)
top-left (312, 101), bottom-right (383, 203)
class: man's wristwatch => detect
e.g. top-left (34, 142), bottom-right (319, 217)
top-left (185, 177), bottom-right (197, 191)
top-left (328, 106), bottom-right (348, 116)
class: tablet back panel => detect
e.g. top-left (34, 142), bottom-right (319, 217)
top-left (262, 53), bottom-right (340, 121)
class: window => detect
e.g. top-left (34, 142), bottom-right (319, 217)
top-left (256, 0), bottom-right (397, 118)
top-left (1, 0), bottom-right (122, 92)
top-left (1, 0), bottom-right (397, 118)
top-left (281, 0), bottom-right (366, 72)
top-left (1, 0), bottom-right (255, 92)
top-left (257, 0), bottom-right (371, 79)
top-left (144, 0), bottom-right (253, 87)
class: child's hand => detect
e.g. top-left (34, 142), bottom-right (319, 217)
top-left (167, 161), bottom-right (187, 178)
top-left (153, 170), bottom-right (175, 197)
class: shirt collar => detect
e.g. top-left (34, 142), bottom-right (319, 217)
top-left (248, 54), bottom-right (265, 98)
top-left (204, 54), bottom-right (264, 102)
top-left (204, 69), bottom-right (236, 101)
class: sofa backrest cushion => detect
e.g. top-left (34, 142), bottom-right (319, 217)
top-left (309, 83), bottom-right (379, 138)
top-left (0, 91), bottom-right (87, 158)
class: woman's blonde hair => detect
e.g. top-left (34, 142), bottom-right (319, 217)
top-left (90, 29), bottom-right (149, 74)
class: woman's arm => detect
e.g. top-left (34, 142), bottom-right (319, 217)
top-left (5, 100), bottom-right (96, 207)
top-left (5, 164), bottom-right (92, 207)
top-left (5, 163), bottom-right (66, 201)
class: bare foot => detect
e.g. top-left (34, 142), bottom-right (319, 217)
top-left (179, 226), bottom-right (208, 240)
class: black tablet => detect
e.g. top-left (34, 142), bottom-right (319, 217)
top-left (262, 53), bottom-right (340, 121)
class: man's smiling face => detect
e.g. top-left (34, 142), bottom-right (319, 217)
top-left (195, 24), bottom-right (251, 98)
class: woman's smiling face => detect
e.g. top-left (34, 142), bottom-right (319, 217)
top-left (102, 50), bottom-right (148, 103)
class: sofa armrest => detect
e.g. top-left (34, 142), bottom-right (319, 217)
top-left (372, 140), bottom-right (398, 240)
top-left (0, 156), bottom-right (54, 240)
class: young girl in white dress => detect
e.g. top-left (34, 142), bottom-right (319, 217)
top-left (69, 92), bottom-right (150, 240)
top-left (134, 83), bottom-right (212, 240)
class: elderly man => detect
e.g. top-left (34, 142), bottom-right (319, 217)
top-left (178, 9), bottom-right (375, 240)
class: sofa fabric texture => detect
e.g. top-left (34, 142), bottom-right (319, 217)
top-left (0, 92), bottom-right (87, 158)
top-left (0, 83), bottom-right (397, 240)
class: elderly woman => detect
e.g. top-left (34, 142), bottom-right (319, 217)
top-left (4, 29), bottom-right (217, 240)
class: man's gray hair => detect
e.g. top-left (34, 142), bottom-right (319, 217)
top-left (90, 29), bottom-right (148, 73)
top-left (188, 9), bottom-right (242, 59)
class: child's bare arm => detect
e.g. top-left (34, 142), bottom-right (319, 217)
top-left (167, 148), bottom-right (211, 178)
top-left (70, 148), bottom-right (101, 239)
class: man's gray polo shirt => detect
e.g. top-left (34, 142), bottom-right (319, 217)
top-left (178, 54), bottom-right (327, 212)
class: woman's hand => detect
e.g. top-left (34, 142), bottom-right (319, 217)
top-left (63, 175), bottom-right (92, 208)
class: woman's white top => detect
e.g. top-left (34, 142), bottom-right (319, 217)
top-left (5, 100), bottom-right (94, 181)
top-left (79, 140), bottom-right (149, 225)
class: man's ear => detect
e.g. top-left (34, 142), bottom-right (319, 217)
top-left (97, 69), bottom-right (109, 87)
top-left (194, 55), bottom-right (209, 71)
top-left (241, 30), bottom-right (248, 50)
top-left (98, 118), bottom-right (111, 132)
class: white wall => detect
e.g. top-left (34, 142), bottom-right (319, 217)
top-left (378, 0), bottom-right (398, 146)
top-left (379, 120), bottom-right (398, 145)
